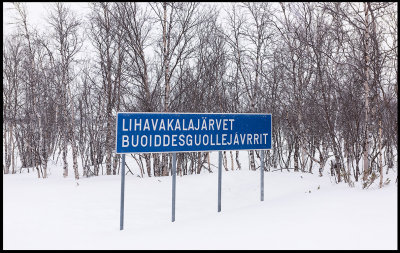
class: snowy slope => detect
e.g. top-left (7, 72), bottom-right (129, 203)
top-left (3, 156), bottom-right (398, 250)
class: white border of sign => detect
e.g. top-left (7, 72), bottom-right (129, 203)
top-left (115, 112), bottom-right (272, 154)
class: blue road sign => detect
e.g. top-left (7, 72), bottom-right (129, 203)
top-left (118, 112), bottom-right (272, 229)
top-left (116, 112), bottom-right (271, 154)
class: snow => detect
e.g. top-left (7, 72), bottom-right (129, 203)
top-left (3, 153), bottom-right (397, 250)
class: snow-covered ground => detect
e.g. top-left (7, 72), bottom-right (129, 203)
top-left (3, 152), bottom-right (398, 250)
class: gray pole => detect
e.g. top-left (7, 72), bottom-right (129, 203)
top-left (218, 151), bottom-right (222, 212)
top-left (172, 152), bottom-right (177, 222)
top-left (261, 150), bottom-right (264, 201)
top-left (120, 154), bottom-right (126, 230)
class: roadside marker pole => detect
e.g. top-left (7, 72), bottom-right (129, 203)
top-left (261, 150), bottom-right (264, 201)
top-left (120, 154), bottom-right (126, 230)
top-left (172, 153), bottom-right (177, 222)
top-left (218, 151), bottom-right (222, 212)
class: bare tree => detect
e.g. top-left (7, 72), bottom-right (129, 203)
top-left (88, 2), bottom-right (125, 176)
top-left (47, 2), bottom-right (82, 179)
top-left (3, 35), bottom-right (23, 174)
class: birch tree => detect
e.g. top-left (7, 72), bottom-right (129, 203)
top-left (48, 3), bottom-right (82, 179)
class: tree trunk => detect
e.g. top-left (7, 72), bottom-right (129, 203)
top-left (168, 154), bottom-right (172, 176)
top-left (223, 151), bottom-right (228, 171)
top-left (138, 154), bottom-right (145, 177)
top-left (153, 153), bottom-right (159, 177)
top-left (236, 151), bottom-right (241, 170)
top-left (309, 147), bottom-right (315, 173)
top-left (42, 158), bottom-right (48, 179)
top-left (163, 2), bottom-right (170, 113)
top-left (298, 113), bottom-right (306, 172)
top-left (362, 2), bottom-right (370, 182)
top-left (68, 87), bottom-right (79, 180)
top-left (379, 120), bottom-right (383, 188)
top-left (249, 150), bottom-right (256, 170)
top-left (4, 125), bottom-right (10, 174)
top-left (184, 154), bottom-right (188, 175)
top-left (230, 151), bottom-right (234, 171)
top-left (284, 141), bottom-right (293, 171)
top-left (178, 153), bottom-right (183, 176)
top-left (71, 136), bottom-right (79, 180)
top-left (335, 156), bottom-right (341, 183)
top-left (144, 154), bottom-right (150, 178)
top-left (105, 122), bottom-right (112, 175)
top-left (63, 139), bottom-right (68, 177)
top-left (346, 146), bottom-right (351, 182)
top-left (190, 155), bottom-right (194, 174)
top-left (196, 152), bottom-right (202, 174)
top-left (94, 161), bottom-right (99, 176)
top-left (36, 166), bottom-right (41, 178)
top-left (386, 145), bottom-right (393, 174)
top-left (207, 152), bottom-right (211, 172)
top-left (113, 154), bottom-right (120, 175)
top-left (162, 153), bottom-right (169, 176)
top-left (294, 138), bottom-right (299, 172)
top-left (11, 124), bottom-right (15, 174)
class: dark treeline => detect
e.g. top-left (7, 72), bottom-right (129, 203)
top-left (3, 2), bottom-right (397, 188)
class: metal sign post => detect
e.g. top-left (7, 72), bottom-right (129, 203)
top-left (261, 150), bottom-right (264, 201)
top-left (172, 153), bottom-right (177, 222)
top-left (120, 154), bottom-right (126, 230)
top-left (218, 151), bottom-right (222, 212)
